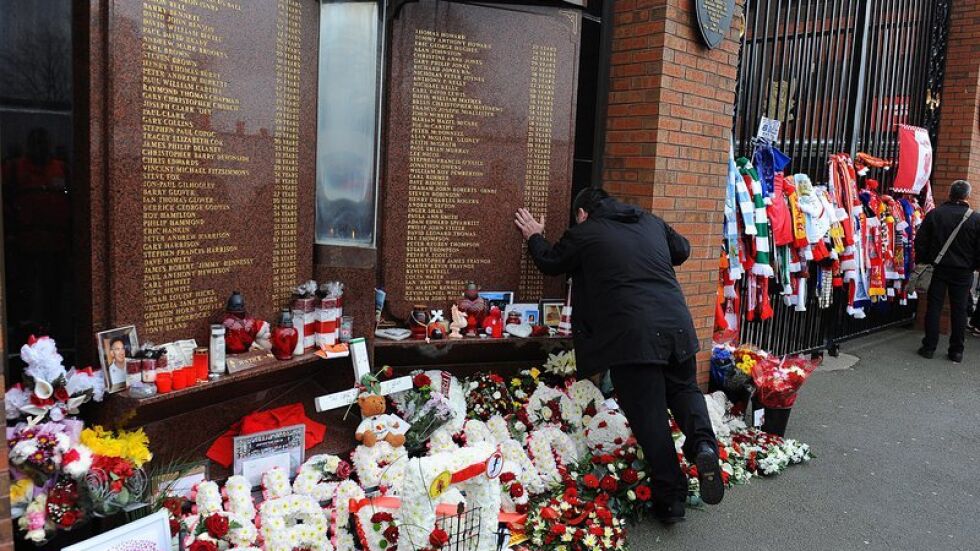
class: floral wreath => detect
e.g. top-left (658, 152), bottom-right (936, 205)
top-left (331, 480), bottom-right (366, 551)
top-left (261, 467), bottom-right (292, 501)
top-left (184, 510), bottom-right (259, 551)
top-left (566, 379), bottom-right (605, 426)
top-left (526, 427), bottom-right (578, 490)
top-left (353, 504), bottom-right (399, 551)
top-left (584, 410), bottom-right (632, 455)
top-left (223, 475), bottom-right (255, 519)
top-left (351, 441), bottom-right (408, 492)
top-left (518, 383), bottom-right (583, 435)
top-left (259, 493), bottom-right (332, 551)
top-left (293, 454), bottom-right (352, 502)
top-left (527, 479), bottom-right (627, 551)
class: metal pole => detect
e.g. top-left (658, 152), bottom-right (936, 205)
top-left (848, 0), bottom-right (874, 158)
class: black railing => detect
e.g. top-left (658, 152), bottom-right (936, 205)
top-left (732, 0), bottom-right (949, 355)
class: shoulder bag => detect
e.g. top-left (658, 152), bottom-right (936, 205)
top-left (909, 208), bottom-right (974, 293)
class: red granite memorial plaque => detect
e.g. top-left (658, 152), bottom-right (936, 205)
top-left (380, 0), bottom-right (582, 320)
top-left (105, 0), bottom-right (317, 344)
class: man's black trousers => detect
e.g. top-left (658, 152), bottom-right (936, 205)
top-left (922, 267), bottom-right (974, 356)
top-left (611, 357), bottom-right (717, 505)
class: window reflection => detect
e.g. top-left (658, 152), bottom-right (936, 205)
top-left (316, 0), bottom-right (384, 247)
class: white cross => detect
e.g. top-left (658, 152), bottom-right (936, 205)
top-left (313, 337), bottom-right (412, 412)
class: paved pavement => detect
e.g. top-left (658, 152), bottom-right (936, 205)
top-left (629, 328), bottom-right (980, 551)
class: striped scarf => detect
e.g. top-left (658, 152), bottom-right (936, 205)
top-left (737, 158), bottom-right (773, 277)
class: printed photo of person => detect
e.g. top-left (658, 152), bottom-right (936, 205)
top-left (96, 326), bottom-right (139, 393)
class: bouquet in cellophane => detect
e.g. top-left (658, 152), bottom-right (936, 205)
top-left (750, 355), bottom-right (818, 409)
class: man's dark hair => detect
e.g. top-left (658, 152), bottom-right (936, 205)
top-left (949, 180), bottom-right (972, 202)
top-left (109, 336), bottom-right (126, 348)
top-left (573, 187), bottom-right (610, 214)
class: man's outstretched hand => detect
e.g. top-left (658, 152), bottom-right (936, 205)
top-left (514, 208), bottom-right (545, 240)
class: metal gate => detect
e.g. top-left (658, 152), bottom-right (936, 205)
top-left (732, 0), bottom-right (951, 355)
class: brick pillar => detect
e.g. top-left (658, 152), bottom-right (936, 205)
top-left (602, 0), bottom-right (741, 384)
top-left (917, 0), bottom-right (979, 335)
top-left (932, 0), bottom-right (980, 199)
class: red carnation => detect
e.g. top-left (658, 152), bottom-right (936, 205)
top-left (516, 503), bottom-right (530, 514)
top-left (189, 541), bottom-right (219, 551)
top-left (489, 374), bottom-right (504, 384)
top-left (539, 507), bottom-right (559, 521)
top-left (622, 468), bottom-right (639, 484)
top-left (59, 511), bottom-right (78, 528)
top-left (599, 475), bottom-right (618, 493)
top-left (597, 508), bottom-right (613, 526)
top-left (371, 511), bottom-right (394, 523)
top-left (413, 374), bottom-right (432, 388)
top-left (589, 526), bottom-right (604, 536)
top-left (583, 474), bottom-right (599, 489)
top-left (205, 513), bottom-right (230, 539)
top-left (54, 387), bottom-right (70, 402)
top-left (170, 519), bottom-right (181, 535)
top-left (500, 472), bottom-right (516, 483)
top-left (429, 528), bottom-right (450, 548)
top-left (62, 448), bottom-right (80, 465)
top-left (383, 525), bottom-right (399, 543)
top-left (550, 524), bottom-right (566, 536)
top-left (597, 421), bottom-right (607, 429)
top-left (635, 485), bottom-right (652, 501)
top-left (600, 454), bottom-right (615, 464)
top-left (510, 483), bottom-right (525, 498)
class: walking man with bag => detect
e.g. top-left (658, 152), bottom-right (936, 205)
top-left (914, 180), bottom-right (980, 363)
top-left (513, 188), bottom-right (725, 524)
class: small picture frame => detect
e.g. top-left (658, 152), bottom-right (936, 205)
top-left (150, 459), bottom-right (210, 500)
top-left (479, 291), bottom-right (514, 312)
top-left (505, 303), bottom-right (540, 325)
top-left (233, 424), bottom-right (306, 488)
top-left (539, 299), bottom-right (565, 328)
top-left (96, 325), bottom-right (139, 394)
top-left (63, 509), bottom-right (171, 551)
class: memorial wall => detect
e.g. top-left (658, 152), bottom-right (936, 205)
top-left (105, 0), bottom-right (318, 344)
top-left (381, 0), bottom-right (582, 320)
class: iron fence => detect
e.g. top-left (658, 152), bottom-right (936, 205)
top-left (732, 0), bottom-right (949, 355)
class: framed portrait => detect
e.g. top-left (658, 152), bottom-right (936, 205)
top-left (505, 303), bottom-right (540, 325)
top-left (96, 325), bottom-right (139, 394)
top-left (64, 509), bottom-right (171, 551)
top-left (539, 300), bottom-right (565, 328)
top-left (233, 424), bottom-right (306, 488)
top-left (479, 291), bottom-right (514, 312)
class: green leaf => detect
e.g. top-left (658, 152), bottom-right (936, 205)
top-left (380, 540), bottom-right (388, 549)
top-left (373, 523), bottom-right (382, 532)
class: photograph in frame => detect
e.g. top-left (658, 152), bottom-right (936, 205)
top-left (96, 325), bottom-right (139, 394)
top-left (539, 299), bottom-right (565, 328)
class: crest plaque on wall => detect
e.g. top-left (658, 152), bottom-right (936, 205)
top-left (695, 0), bottom-right (736, 49)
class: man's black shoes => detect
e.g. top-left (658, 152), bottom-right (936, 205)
top-left (695, 443), bottom-right (725, 506)
top-left (917, 347), bottom-right (935, 359)
top-left (652, 500), bottom-right (686, 525)
top-left (949, 352), bottom-right (963, 363)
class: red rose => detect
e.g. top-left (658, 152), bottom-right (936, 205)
top-left (600, 454), bottom-right (615, 464)
top-left (189, 541), bottom-right (219, 551)
top-left (205, 513), bottom-right (230, 539)
top-left (500, 472), bottom-right (516, 483)
top-left (635, 485), bottom-right (652, 501)
top-left (59, 511), bottom-right (78, 528)
top-left (429, 528), bottom-right (450, 548)
top-left (599, 475), bottom-right (618, 493)
top-left (110, 479), bottom-right (124, 493)
top-left (509, 483), bottom-right (525, 498)
top-left (583, 474), bottom-right (599, 489)
top-left (550, 524), bottom-right (566, 536)
top-left (383, 525), bottom-right (399, 543)
top-left (383, 366), bottom-right (394, 378)
top-left (413, 374), bottom-right (432, 388)
top-left (622, 468), bottom-right (639, 484)
top-left (371, 512), bottom-right (394, 523)
top-left (170, 519), bottom-right (181, 534)
top-left (336, 460), bottom-right (352, 480)
top-left (516, 503), bottom-right (529, 514)
top-left (54, 387), bottom-right (71, 402)
top-left (589, 526), bottom-right (604, 536)
top-left (489, 374), bottom-right (504, 384)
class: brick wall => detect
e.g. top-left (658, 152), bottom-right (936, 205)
top-left (917, 0), bottom-right (979, 334)
top-left (602, 0), bottom-right (741, 384)
top-left (932, 0), bottom-right (980, 199)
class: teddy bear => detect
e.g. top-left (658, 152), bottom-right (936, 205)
top-left (354, 393), bottom-right (408, 448)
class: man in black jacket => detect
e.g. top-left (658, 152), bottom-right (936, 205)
top-left (914, 180), bottom-right (980, 363)
top-left (514, 188), bottom-right (724, 522)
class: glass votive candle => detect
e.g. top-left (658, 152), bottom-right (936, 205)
top-left (193, 348), bottom-right (209, 382)
top-left (181, 366), bottom-right (197, 385)
top-left (156, 372), bottom-right (172, 393)
top-left (172, 370), bottom-right (188, 390)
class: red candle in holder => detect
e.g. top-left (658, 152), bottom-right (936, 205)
top-left (181, 366), bottom-right (196, 385)
top-left (172, 370), bottom-right (188, 390)
top-left (156, 372), bottom-right (172, 393)
top-left (193, 348), bottom-right (209, 382)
